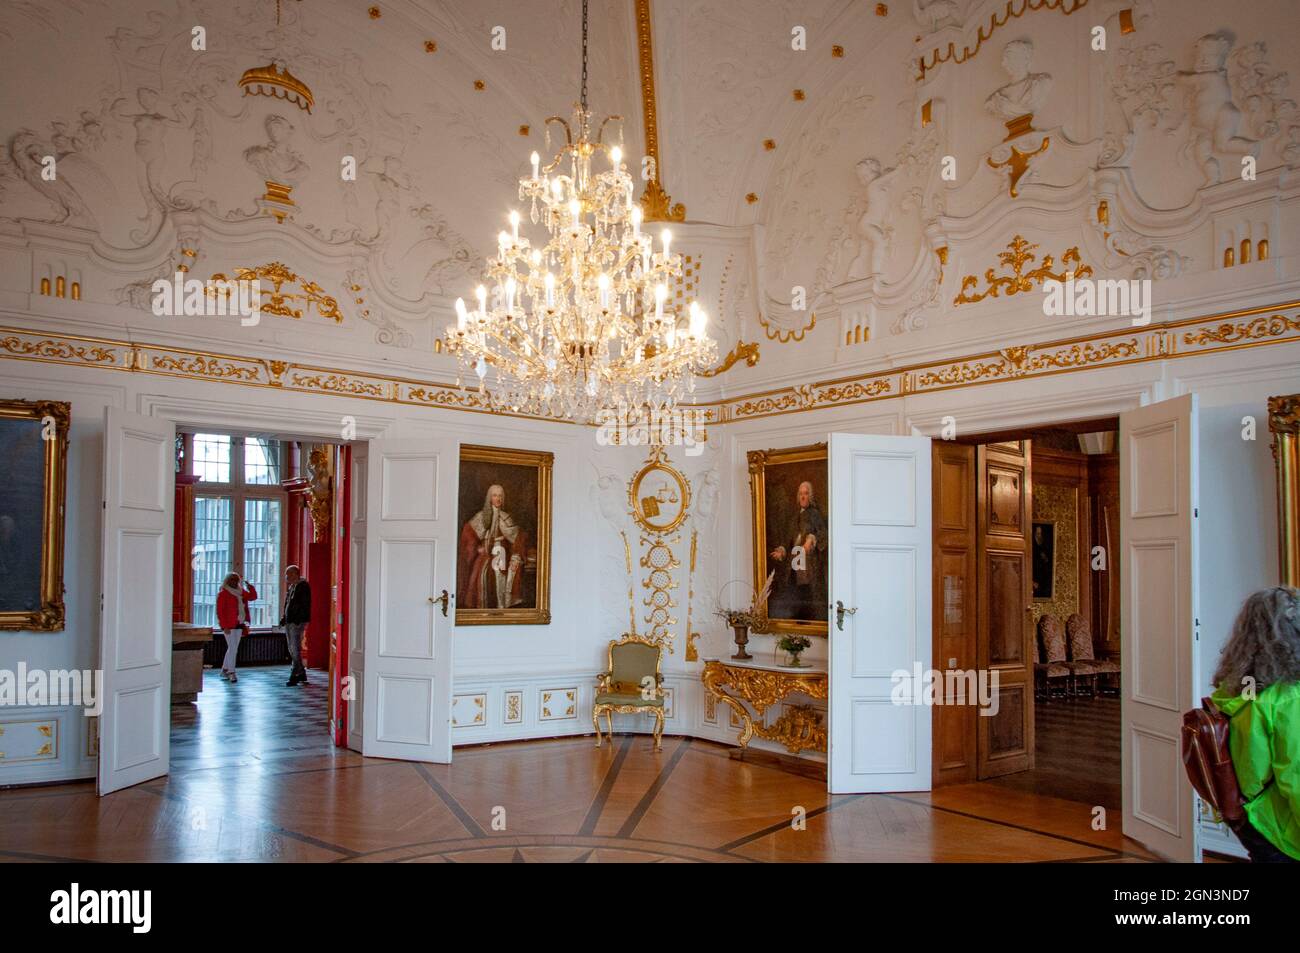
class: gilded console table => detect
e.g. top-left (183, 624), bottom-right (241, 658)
top-left (700, 658), bottom-right (828, 754)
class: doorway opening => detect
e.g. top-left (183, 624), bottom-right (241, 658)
top-left (170, 431), bottom-right (350, 768)
top-left (932, 417), bottom-right (1122, 809)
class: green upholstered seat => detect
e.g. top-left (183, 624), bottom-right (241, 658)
top-left (595, 691), bottom-right (663, 707)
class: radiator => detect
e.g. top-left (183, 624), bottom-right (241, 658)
top-left (204, 631), bottom-right (291, 667)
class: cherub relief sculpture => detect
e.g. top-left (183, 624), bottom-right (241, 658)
top-left (840, 158), bottom-right (899, 282)
top-left (985, 39), bottom-right (1054, 130)
top-left (1179, 32), bottom-right (1260, 184)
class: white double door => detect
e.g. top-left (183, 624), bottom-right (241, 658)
top-left (350, 438), bottom-right (459, 763)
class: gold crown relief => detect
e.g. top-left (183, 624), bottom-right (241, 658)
top-left (238, 61), bottom-right (314, 113)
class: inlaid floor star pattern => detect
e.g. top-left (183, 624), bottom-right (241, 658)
top-left (0, 667), bottom-right (1160, 863)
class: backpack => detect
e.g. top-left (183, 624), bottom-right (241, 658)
top-left (1181, 696), bottom-right (1245, 828)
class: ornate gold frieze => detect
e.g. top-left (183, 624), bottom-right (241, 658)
top-left (954, 235), bottom-right (1092, 307)
top-left (209, 262), bottom-right (344, 322)
top-left (698, 340), bottom-right (759, 377)
top-left (289, 373), bottom-right (385, 397)
top-left (1, 336), bottom-right (116, 364)
top-left (916, 0), bottom-right (1091, 81)
top-left (1183, 314), bottom-right (1300, 346)
top-left (150, 355), bottom-right (260, 381)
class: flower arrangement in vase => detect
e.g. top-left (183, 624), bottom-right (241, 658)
top-left (714, 572), bottom-right (774, 661)
top-left (776, 634), bottom-right (812, 668)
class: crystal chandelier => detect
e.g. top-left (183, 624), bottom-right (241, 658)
top-left (444, 0), bottom-right (717, 421)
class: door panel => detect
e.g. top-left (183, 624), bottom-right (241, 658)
top-left (976, 442), bottom-right (1034, 778)
top-left (932, 442), bottom-right (977, 785)
top-left (829, 434), bottom-right (932, 793)
top-left (347, 443), bottom-right (367, 753)
top-left (99, 408), bottom-right (174, 795)
top-left (1121, 395), bottom-right (1199, 861)
top-left (362, 440), bottom-right (457, 763)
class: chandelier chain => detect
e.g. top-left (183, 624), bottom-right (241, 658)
top-left (580, 0), bottom-right (589, 111)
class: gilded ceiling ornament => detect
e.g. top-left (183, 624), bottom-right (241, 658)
top-left (953, 235), bottom-right (1092, 306)
top-left (634, 0), bottom-right (685, 222)
top-left (209, 262), bottom-right (343, 322)
top-left (987, 136), bottom-right (1050, 197)
top-left (698, 341), bottom-right (760, 378)
top-left (916, 0), bottom-right (1091, 82)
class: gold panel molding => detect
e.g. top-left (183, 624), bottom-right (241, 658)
top-left (634, 0), bottom-right (685, 222)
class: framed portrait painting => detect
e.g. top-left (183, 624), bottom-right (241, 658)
top-left (748, 442), bottom-right (829, 637)
top-left (1031, 520), bottom-right (1057, 601)
top-left (455, 444), bottom-right (552, 626)
top-left (0, 399), bottom-right (70, 631)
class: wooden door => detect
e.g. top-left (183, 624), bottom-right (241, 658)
top-left (932, 441), bottom-right (977, 786)
top-left (976, 441), bottom-right (1034, 778)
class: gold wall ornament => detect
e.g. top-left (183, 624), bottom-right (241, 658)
top-left (987, 136), bottom-right (1050, 197)
top-left (1269, 394), bottom-right (1300, 588)
top-left (209, 262), bottom-right (344, 322)
top-left (953, 234), bottom-right (1092, 306)
top-left (698, 340), bottom-right (759, 377)
top-left (306, 445), bottom-right (333, 544)
top-left (916, 0), bottom-right (1091, 81)
top-left (640, 533), bottom-right (680, 647)
top-left (150, 355), bottom-right (259, 381)
top-left (628, 446), bottom-right (691, 535)
top-left (684, 530), bottom-right (700, 661)
top-left (0, 400), bottom-right (69, 631)
top-left (635, 0), bottom-right (686, 222)
top-left (239, 61), bottom-right (314, 113)
top-left (700, 660), bottom-right (828, 754)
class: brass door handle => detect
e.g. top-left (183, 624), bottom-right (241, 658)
top-left (429, 590), bottom-right (451, 616)
top-left (834, 600), bottom-right (857, 631)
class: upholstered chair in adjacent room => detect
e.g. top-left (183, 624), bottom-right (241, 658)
top-left (593, 635), bottom-right (665, 750)
top-left (1066, 613), bottom-right (1119, 696)
top-left (1036, 614), bottom-right (1071, 698)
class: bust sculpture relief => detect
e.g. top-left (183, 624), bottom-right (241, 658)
top-left (243, 113), bottom-right (310, 188)
top-left (984, 39), bottom-right (1053, 131)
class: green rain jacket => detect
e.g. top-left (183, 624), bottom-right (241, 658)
top-left (1210, 680), bottom-right (1300, 859)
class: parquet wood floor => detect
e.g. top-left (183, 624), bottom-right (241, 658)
top-left (0, 667), bottom-right (1162, 863)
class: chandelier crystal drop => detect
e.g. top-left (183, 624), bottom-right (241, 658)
top-left (443, 1), bottom-right (717, 421)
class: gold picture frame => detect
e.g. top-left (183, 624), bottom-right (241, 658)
top-left (747, 442), bottom-right (829, 637)
top-left (0, 399), bottom-right (70, 631)
top-left (1269, 394), bottom-right (1300, 588)
top-left (455, 444), bottom-right (553, 626)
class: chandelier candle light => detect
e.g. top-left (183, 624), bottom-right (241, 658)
top-left (444, 0), bottom-right (716, 421)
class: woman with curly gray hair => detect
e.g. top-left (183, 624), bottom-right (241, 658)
top-left (1210, 586), bottom-right (1300, 862)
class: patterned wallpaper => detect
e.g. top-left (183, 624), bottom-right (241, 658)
top-left (1031, 483), bottom-right (1079, 628)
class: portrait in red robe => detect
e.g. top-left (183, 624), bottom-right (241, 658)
top-left (457, 483), bottom-right (530, 609)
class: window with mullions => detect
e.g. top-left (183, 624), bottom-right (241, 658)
top-left (188, 434), bottom-right (287, 629)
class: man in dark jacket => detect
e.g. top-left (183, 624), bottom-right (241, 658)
top-left (279, 565), bottom-right (312, 686)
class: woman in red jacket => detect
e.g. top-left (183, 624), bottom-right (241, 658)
top-left (216, 572), bottom-right (257, 683)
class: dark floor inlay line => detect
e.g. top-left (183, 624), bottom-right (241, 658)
top-left (617, 738), bottom-right (692, 838)
top-left (717, 794), bottom-right (866, 853)
top-left (879, 793), bottom-right (1126, 858)
top-left (579, 734), bottom-right (633, 836)
top-left (0, 847), bottom-right (101, 863)
top-left (414, 763), bottom-right (487, 838)
top-left (140, 782), bottom-right (360, 857)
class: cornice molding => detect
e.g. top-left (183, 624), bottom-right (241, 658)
top-left (2, 300), bottom-right (1299, 427)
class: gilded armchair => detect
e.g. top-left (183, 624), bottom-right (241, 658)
top-left (593, 635), bottom-right (665, 751)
